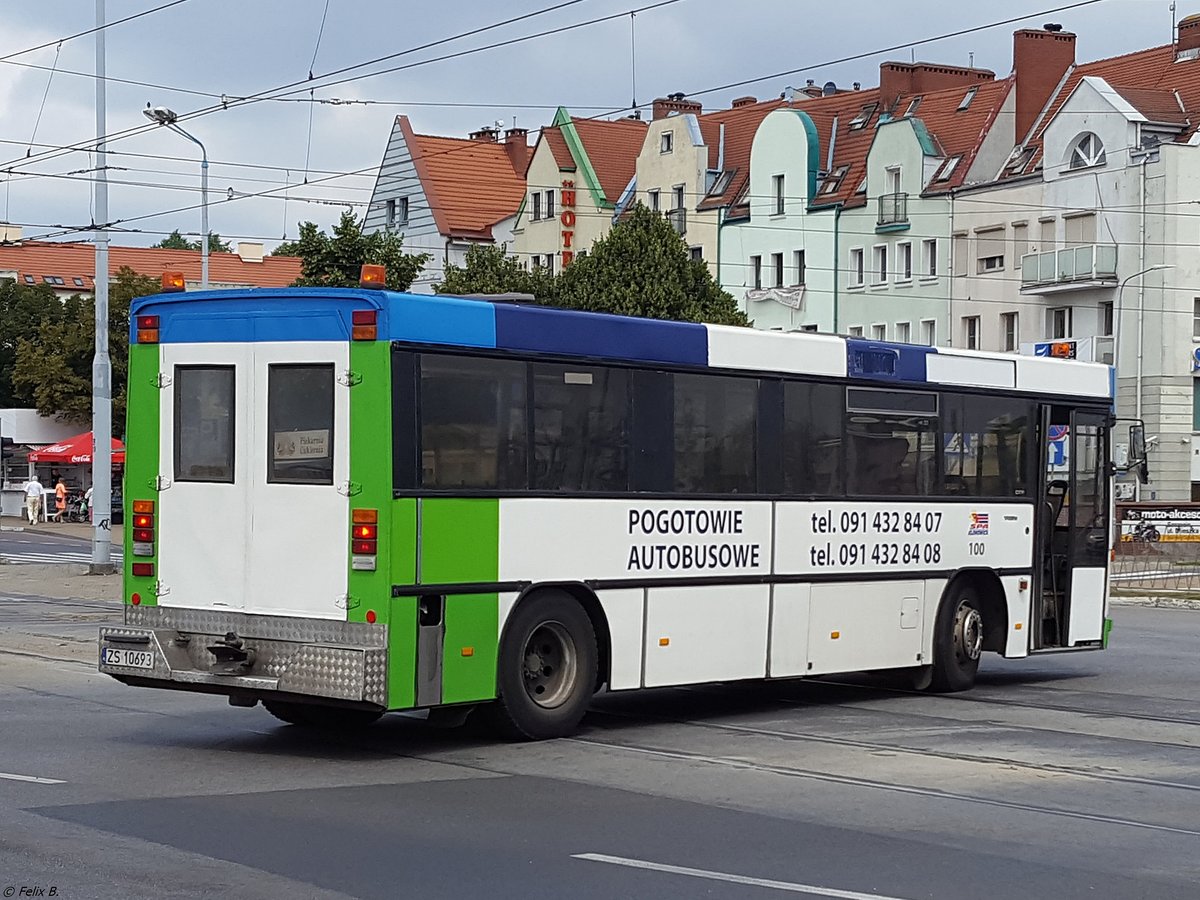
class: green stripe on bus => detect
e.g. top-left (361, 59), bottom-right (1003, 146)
top-left (422, 499), bottom-right (500, 702)
top-left (389, 499), bottom-right (418, 708)
top-left (124, 342), bottom-right (160, 605)
top-left (347, 340), bottom-right (392, 627)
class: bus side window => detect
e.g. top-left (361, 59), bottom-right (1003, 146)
top-left (419, 355), bottom-right (527, 490)
top-left (941, 394), bottom-right (1036, 498)
top-left (531, 363), bottom-right (630, 492)
top-left (672, 373), bottom-right (758, 494)
top-left (782, 381), bottom-right (843, 495)
top-left (844, 387), bottom-right (938, 497)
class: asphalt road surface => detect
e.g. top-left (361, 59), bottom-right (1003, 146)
top-left (0, 604), bottom-right (1197, 900)
top-left (0, 530), bottom-right (122, 566)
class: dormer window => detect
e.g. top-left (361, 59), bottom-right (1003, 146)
top-left (848, 104), bottom-right (877, 130)
top-left (1069, 132), bottom-right (1106, 169)
top-left (660, 131), bottom-right (673, 153)
top-left (957, 87), bottom-right (978, 111)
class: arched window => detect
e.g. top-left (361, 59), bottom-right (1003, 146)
top-left (1069, 133), bottom-right (1106, 169)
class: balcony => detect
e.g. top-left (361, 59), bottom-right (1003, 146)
top-left (667, 207), bottom-right (687, 235)
top-left (1020, 244), bottom-right (1118, 294)
top-left (876, 192), bottom-right (909, 231)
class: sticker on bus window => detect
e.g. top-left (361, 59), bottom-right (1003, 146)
top-left (273, 429), bottom-right (330, 460)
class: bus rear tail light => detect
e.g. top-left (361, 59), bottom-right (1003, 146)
top-left (350, 509), bottom-right (377, 571)
top-left (352, 309), bottom-right (377, 341)
top-left (131, 500), bottom-right (156, 557)
top-left (132, 563), bottom-right (155, 578)
top-left (136, 314), bottom-right (160, 343)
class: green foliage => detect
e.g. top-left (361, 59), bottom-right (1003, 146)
top-left (435, 205), bottom-right (748, 327)
top-left (10, 267), bottom-right (159, 425)
top-left (435, 244), bottom-right (558, 301)
top-left (557, 204), bottom-right (749, 326)
top-left (287, 212), bottom-right (430, 291)
top-left (0, 279), bottom-right (64, 407)
top-left (152, 229), bottom-right (232, 253)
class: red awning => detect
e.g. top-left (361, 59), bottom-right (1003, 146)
top-left (27, 432), bottom-right (125, 465)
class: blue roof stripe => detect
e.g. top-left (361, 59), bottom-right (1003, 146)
top-left (385, 293), bottom-right (496, 348)
top-left (135, 291), bottom-right (379, 343)
top-left (494, 304), bottom-right (708, 366)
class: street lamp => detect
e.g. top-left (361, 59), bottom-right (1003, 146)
top-left (1114, 263), bottom-right (1172, 501)
top-left (143, 104), bottom-right (209, 288)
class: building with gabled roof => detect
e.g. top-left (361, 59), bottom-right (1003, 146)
top-left (510, 108), bottom-right (646, 272)
top-left (0, 232), bottom-right (298, 295)
top-left (363, 116), bottom-right (530, 293)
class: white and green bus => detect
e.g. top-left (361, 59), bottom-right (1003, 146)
top-left (99, 269), bottom-right (1134, 739)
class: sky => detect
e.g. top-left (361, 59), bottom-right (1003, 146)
top-left (0, 0), bottom-right (1183, 253)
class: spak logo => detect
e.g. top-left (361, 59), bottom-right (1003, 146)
top-left (968, 512), bottom-right (989, 536)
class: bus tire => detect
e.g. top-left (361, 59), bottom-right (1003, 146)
top-left (930, 583), bottom-right (984, 693)
top-left (263, 700), bottom-right (381, 730)
top-left (484, 590), bottom-right (597, 740)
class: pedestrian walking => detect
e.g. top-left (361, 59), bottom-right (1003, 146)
top-left (52, 478), bottom-right (67, 523)
top-left (23, 475), bottom-right (44, 525)
top-left (82, 484), bottom-right (93, 522)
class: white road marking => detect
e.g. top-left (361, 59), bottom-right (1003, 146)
top-left (573, 853), bottom-right (914, 900)
top-left (0, 551), bottom-right (123, 565)
top-left (0, 772), bottom-right (65, 784)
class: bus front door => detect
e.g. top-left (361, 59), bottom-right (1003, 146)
top-left (1034, 408), bottom-right (1110, 649)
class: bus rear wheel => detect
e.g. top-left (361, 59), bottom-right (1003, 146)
top-left (484, 590), bottom-right (597, 740)
top-left (263, 700), bottom-right (381, 730)
top-left (930, 583), bottom-right (984, 693)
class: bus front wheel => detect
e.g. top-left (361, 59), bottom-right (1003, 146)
top-left (930, 583), bottom-right (984, 693)
top-left (485, 590), bottom-right (598, 740)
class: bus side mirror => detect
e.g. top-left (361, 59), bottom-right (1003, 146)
top-left (1128, 423), bottom-right (1150, 485)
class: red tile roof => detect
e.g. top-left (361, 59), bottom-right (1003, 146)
top-left (400, 117), bottom-right (527, 239)
top-left (695, 99), bottom-right (786, 211)
top-left (566, 117), bottom-right (647, 203)
top-left (542, 127), bottom-right (575, 172)
top-left (0, 240), bottom-right (300, 289)
top-left (1015, 43), bottom-right (1200, 175)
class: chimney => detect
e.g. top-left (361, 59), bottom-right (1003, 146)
top-left (0, 224), bottom-right (22, 243)
top-left (1178, 13), bottom-right (1200, 56)
top-left (504, 127), bottom-right (530, 172)
top-left (879, 61), bottom-right (994, 109)
top-left (731, 96), bottom-right (757, 108)
top-left (236, 241), bottom-right (264, 263)
top-left (652, 94), bottom-right (703, 119)
top-left (468, 126), bottom-right (499, 142)
top-left (1014, 26), bottom-right (1076, 142)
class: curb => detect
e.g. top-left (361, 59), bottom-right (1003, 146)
top-left (1109, 595), bottom-right (1200, 611)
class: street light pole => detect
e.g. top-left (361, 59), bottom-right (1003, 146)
top-left (143, 105), bottom-right (209, 288)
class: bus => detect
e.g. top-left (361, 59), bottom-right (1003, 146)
top-left (99, 267), bottom-right (1139, 739)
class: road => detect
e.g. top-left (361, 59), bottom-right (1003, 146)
top-left (0, 529), bottom-right (122, 566)
top-left (0, 603), bottom-right (1197, 900)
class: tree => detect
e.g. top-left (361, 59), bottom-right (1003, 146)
top-left (11, 267), bottom-right (159, 425)
top-left (152, 229), bottom-right (232, 253)
top-left (286, 212), bottom-right (430, 291)
top-left (0, 280), bottom-right (65, 407)
top-left (436, 244), bottom-right (558, 301)
top-left (556, 204), bottom-right (749, 326)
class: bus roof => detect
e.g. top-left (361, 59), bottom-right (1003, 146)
top-left (131, 287), bottom-right (1113, 401)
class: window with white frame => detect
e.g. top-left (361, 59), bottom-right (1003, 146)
top-left (895, 322), bottom-right (911, 343)
top-left (1051, 306), bottom-right (1072, 339)
top-left (545, 189), bottom-right (555, 219)
top-left (922, 238), bottom-right (937, 277)
top-left (871, 324), bottom-right (886, 341)
top-left (1101, 301), bottom-right (1113, 336)
top-left (963, 316), bottom-right (980, 350)
top-left (848, 325), bottom-right (864, 337)
top-left (531, 192), bottom-right (542, 221)
top-left (897, 241), bottom-right (913, 281)
top-left (793, 249), bottom-right (806, 285)
top-left (1068, 133), bottom-right (1105, 169)
top-left (849, 248), bottom-right (865, 287)
top-left (661, 131), bottom-right (673, 153)
top-left (976, 228), bottom-right (1005, 272)
top-left (957, 86), bottom-right (978, 110)
top-left (921, 319), bottom-right (936, 346)
top-left (886, 166), bottom-right (901, 196)
top-left (1001, 312), bottom-right (1018, 352)
top-left (873, 245), bottom-right (888, 284)
top-left (397, 197), bottom-right (409, 225)
top-left (952, 233), bottom-right (967, 276)
top-left (751, 255), bottom-right (762, 290)
top-left (673, 184), bottom-right (685, 211)
top-left (773, 174), bottom-right (785, 216)
top-left (385, 198), bottom-right (396, 229)
top-left (772, 252), bottom-right (784, 288)
top-left (648, 190), bottom-right (660, 212)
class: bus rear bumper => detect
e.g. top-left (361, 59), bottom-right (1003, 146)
top-left (98, 606), bottom-right (387, 707)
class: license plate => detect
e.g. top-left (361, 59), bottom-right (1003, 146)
top-left (103, 647), bottom-right (154, 669)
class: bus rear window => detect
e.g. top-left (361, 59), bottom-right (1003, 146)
top-left (268, 364), bottom-right (334, 485)
top-left (174, 365), bottom-right (235, 483)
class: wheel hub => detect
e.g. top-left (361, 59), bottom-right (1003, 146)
top-left (954, 603), bottom-right (984, 663)
top-left (521, 621), bottom-right (577, 709)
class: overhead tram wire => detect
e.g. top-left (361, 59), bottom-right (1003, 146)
top-left (0, 0), bottom-right (195, 63)
top-left (11, 1), bottom-right (1119, 242)
top-left (0, 0), bottom-right (603, 173)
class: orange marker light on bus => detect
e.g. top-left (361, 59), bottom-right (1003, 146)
top-left (352, 508), bottom-right (378, 524)
top-left (136, 313), bottom-right (160, 343)
top-left (359, 265), bottom-right (386, 289)
top-left (132, 500), bottom-right (155, 514)
top-left (161, 271), bottom-right (186, 292)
